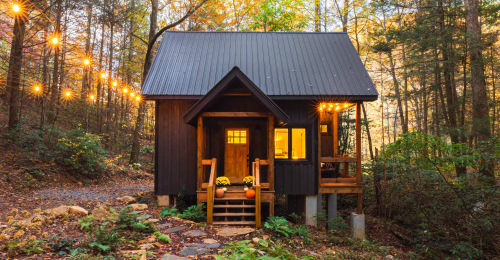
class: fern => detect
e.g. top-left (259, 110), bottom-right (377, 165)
top-left (154, 231), bottom-right (171, 243)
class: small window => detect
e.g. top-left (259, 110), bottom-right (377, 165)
top-left (228, 130), bottom-right (247, 144)
top-left (320, 124), bottom-right (328, 133)
top-left (292, 128), bottom-right (306, 159)
top-left (274, 129), bottom-right (289, 159)
top-left (274, 128), bottom-right (307, 159)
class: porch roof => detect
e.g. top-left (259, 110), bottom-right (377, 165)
top-left (183, 67), bottom-right (289, 125)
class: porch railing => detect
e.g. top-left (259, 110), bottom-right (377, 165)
top-left (252, 158), bottom-right (262, 228)
top-left (205, 158), bottom-right (217, 224)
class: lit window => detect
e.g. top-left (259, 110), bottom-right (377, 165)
top-left (320, 125), bottom-right (328, 133)
top-left (274, 128), bottom-right (306, 159)
top-left (228, 130), bottom-right (247, 144)
top-left (292, 128), bottom-right (306, 159)
top-left (274, 129), bottom-right (288, 159)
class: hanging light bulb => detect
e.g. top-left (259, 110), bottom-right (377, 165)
top-left (112, 81), bottom-right (118, 87)
top-left (122, 88), bottom-right (128, 93)
top-left (65, 91), bottom-right (71, 97)
top-left (33, 85), bottom-right (41, 92)
top-left (12, 3), bottom-right (21, 13)
top-left (100, 72), bottom-right (107, 79)
top-left (83, 58), bottom-right (91, 66)
top-left (51, 36), bottom-right (59, 45)
top-left (136, 96), bottom-right (141, 101)
top-left (130, 92), bottom-right (135, 97)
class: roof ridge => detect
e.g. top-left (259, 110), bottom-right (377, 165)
top-left (164, 31), bottom-right (348, 34)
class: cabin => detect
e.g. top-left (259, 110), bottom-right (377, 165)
top-left (141, 32), bottom-right (378, 235)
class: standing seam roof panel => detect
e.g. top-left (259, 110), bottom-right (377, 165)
top-left (141, 32), bottom-right (378, 97)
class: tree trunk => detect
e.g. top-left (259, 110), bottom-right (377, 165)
top-left (81, 2), bottom-right (93, 99)
top-left (465, 0), bottom-right (495, 184)
top-left (105, 23), bottom-right (114, 150)
top-left (7, 13), bottom-right (27, 130)
top-left (46, 0), bottom-right (63, 124)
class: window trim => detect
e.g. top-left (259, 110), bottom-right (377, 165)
top-left (274, 125), bottom-right (312, 162)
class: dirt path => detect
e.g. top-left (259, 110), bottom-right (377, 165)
top-left (0, 179), bottom-right (153, 221)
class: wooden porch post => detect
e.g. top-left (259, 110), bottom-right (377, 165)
top-left (333, 112), bottom-right (338, 157)
top-left (356, 102), bottom-right (362, 214)
top-left (197, 116), bottom-right (204, 193)
top-left (268, 116), bottom-right (274, 191)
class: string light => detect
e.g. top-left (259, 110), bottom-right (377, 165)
top-left (83, 58), bottom-right (90, 66)
top-left (122, 88), bottom-right (128, 93)
top-left (89, 95), bottom-right (95, 101)
top-left (135, 96), bottom-right (141, 101)
top-left (12, 3), bottom-right (21, 13)
top-left (112, 81), bottom-right (118, 87)
top-left (130, 92), bottom-right (135, 97)
top-left (344, 103), bottom-right (348, 108)
top-left (335, 106), bottom-right (340, 111)
top-left (100, 72), bottom-right (107, 79)
top-left (33, 85), bottom-right (41, 92)
top-left (51, 36), bottom-right (59, 45)
top-left (65, 91), bottom-right (71, 97)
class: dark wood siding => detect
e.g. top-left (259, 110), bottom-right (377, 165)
top-left (156, 100), bottom-right (198, 196)
top-left (273, 100), bottom-right (318, 195)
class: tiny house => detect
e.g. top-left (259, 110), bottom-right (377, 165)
top-left (141, 32), bottom-right (378, 229)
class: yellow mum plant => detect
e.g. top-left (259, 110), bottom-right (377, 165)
top-left (215, 176), bottom-right (231, 187)
top-left (243, 176), bottom-right (253, 187)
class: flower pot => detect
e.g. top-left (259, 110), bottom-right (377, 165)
top-left (215, 188), bottom-right (225, 198)
top-left (222, 187), bottom-right (227, 191)
top-left (246, 189), bottom-right (256, 199)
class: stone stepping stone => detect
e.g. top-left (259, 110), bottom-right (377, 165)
top-left (178, 247), bottom-right (212, 256)
top-left (202, 238), bottom-right (218, 244)
top-left (160, 254), bottom-right (189, 260)
top-left (217, 227), bottom-right (254, 237)
top-left (136, 214), bottom-right (153, 220)
top-left (186, 243), bottom-right (221, 249)
top-left (157, 223), bottom-right (172, 229)
top-left (126, 211), bottom-right (144, 215)
top-left (184, 229), bottom-right (206, 237)
top-left (166, 226), bottom-right (188, 233)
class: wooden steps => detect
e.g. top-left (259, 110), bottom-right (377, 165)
top-left (214, 204), bottom-right (255, 208)
top-left (215, 197), bottom-right (254, 201)
top-left (213, 212), bottom-right (255, 217)
top-left (213, 221), bottom-right (256, 225)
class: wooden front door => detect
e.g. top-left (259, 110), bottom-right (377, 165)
top-left (224, 128), bottom-right (249, 183)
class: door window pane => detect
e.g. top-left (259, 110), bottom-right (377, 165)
top-left (274, 129), bottom-right (288, 159)
top-left (228, 130), bottom-right (247, 144)
top-left (291, 128), bottom-right (306, 159)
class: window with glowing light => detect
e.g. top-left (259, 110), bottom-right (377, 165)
top-left (274, 128), bottom-right (307, 159)
top-left (227, 130), bottom-right (247, 144)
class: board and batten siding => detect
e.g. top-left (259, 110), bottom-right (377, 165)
top-left (155, 99), bottom-right (198, 196)
top-left (273, 100), bottom-right (318, 195)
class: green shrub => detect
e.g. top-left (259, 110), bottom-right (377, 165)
top-left (264, 216), bottom-right (295, 238)
top-left (159, 207), bottom-right (180, 217)
top-left (115, 206), bottom-right (156, 233)
top-left (88, 224), bottom-right (122, 253)
top-left (49, 236), bottom-right (77, 255)
top-left (67, 249), bottom-right (114, 260)
top-left (4, 240), bottom-right (48, 255)
top-left (179, 204), bottom-right (206, 222)
top-left (374, 132), bottom-right (500, 258)
top-left (78, 216), bottom-right (95, 231)
top-left (154, 232), bottom-right (171, 243)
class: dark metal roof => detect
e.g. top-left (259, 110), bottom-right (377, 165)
top-left (183, 66), bottom-right (289, 125)
top-left (141, 31), bottom-right (378, 100)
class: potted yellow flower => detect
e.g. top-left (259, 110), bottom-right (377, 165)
top-left (215, 177), bottom-right (231, 198)
top-left (243, 176), bottom-right (253, 191)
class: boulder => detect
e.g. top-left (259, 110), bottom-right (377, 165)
top-left (385, 256), bottom-right (395, 260)
top-left (69, 206), bottom-right (88, 216)
top-left (139, 243), bottom-right (155, 250)
top-left (92, 206), bottom-right (111, 220)
top-left (48, 206), bottom-right (70, 218)
top-left (130, 204), bottom-right (148, 210)
top-left (252, 237), bottom-right (260, 244)
top-left (217, 227), bottom-right (254, 237)
top-left (120, 196), bottom-right (137, 204)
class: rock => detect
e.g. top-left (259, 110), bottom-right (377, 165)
top-left (202, 238), bottom-right (218, 244)
top-left (48, 206), bottom-right (70, 218)
top-left (77, 182), bottom-right (83, 186)
top-left (160, 254), bottom-right (189, 260)
top-left (130, 204), bottom-right (148, 210)
top-left (149, 218), bottom-right (160, 223)
top-left (166, 226), bottom-right (188, 233)
top-left (147, 237), bottom-right (157, 243)
top-left (179, 247), bottom-right (212, 256)
top-left (186, 243), bottom-right (220, 249)
top-left (385, 256), bottom-right (395, 260)
top-left (184, 229), bottom-right (207, 237)
top-left (262, 235), bottom-right (270, 240)
top-left (217, 227), bottom-right (254, 237)
top-left (137, 214), bottom-right (153, 220)
top-left (139, 243), bottom-right (155, 250)
top-left (126, 211), bottom-right (144, 215)
top-left (120, 196), bottom-right (137, 204)
top-left (252, 237), bottom-right (260, 244)
top-left (92, 206), bottom-right (111, 220)
top-left (69, 206), bottom-right (88, 216)
top-left (157, 223), bottom-right (172, 229)
top-left (23, 214), bottom-right (46, 225)
top-left (325, 249), bottom-right (335, 255)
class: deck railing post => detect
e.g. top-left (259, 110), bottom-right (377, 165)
top-left (356, 102), bottom-right (362, 214)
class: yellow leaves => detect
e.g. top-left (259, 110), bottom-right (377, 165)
top-left (13, 229), bottom-right (24, 239)
top-left (11, 208), bottom-right (18, 214)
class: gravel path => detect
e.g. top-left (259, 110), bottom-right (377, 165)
top-left (0, 179), bottom-right (153, 220)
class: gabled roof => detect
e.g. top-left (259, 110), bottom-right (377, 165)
top-left (141, 31), bottom-right (378, 100)
top-left (183, 67), bottom-right (289, 125)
